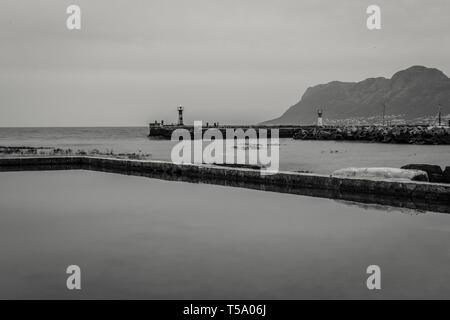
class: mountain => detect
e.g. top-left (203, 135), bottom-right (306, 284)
top-left (262, 66), bottom-right (450, 125)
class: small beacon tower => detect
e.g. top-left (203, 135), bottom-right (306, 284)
top-left (317, 109), bottom-right (324, 127)
top-left (177, 105), bottom-right (184, 126)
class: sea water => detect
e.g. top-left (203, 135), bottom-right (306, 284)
top-left (1, 127), bottom-right (450, 174)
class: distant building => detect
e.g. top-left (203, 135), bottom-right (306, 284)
top-left (149, 120), bottom-right (162, 128)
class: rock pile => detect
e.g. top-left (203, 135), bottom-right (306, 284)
top-left (401, 164), bottom-right (450, 183)
top-left (293, 126), bottom-right (450, 144)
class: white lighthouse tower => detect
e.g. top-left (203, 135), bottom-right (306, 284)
top-left (317, 109), bottom-right (324, 127)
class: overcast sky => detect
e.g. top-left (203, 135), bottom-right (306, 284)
top-left (1, 0), bottom-right (449, 126)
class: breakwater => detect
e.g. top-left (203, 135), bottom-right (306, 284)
top-left (293, 125), bottom-right (450, 144)
top-left (149, 124), bottom-right (450, 145)
top-left (1, 156), bottom-right (450, 213)
top-left (149, 125), bottom-right (303, 139)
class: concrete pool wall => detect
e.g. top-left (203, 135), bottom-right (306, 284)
top-left (1, 156), bottom-right (449, 213)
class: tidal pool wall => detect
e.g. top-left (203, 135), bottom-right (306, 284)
top-left (1, 156), bottom-right (449, 213)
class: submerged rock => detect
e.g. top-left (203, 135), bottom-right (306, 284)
top-left (331, 167), bottom-right (429, 182)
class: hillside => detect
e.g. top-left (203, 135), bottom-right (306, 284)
top-left (262, 66), bottom-right (450, 125)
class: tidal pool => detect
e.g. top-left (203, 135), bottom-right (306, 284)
top-left (0, 170), bottom-right (449, 299)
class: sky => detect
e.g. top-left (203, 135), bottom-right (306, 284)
top-left (1, 0), bottom-right (449, 127)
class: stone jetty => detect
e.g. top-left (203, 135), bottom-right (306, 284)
top-left (148, 124), bottom-right (298, 139)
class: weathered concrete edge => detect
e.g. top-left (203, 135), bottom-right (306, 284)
top-left (1, 156), bottom-right (450, 212)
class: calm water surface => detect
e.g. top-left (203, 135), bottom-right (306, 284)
top-left (1, 127), bottom-right (450, 174)
top-left (0, 170), bottom-right (449, 299)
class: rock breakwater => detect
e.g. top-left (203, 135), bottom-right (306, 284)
top-left (293, 126), bottom-right (450, 144)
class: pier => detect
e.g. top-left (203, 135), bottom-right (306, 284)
top-left (148, 123), bottom-right (302, 139)
top-left (149, 105), bottom-right (302, 138)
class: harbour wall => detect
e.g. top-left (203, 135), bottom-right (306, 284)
top-left (148, 125), bottom-right (298, 139)
top-left (1, 156), bottom-right (450, 213)
top-left (149, 124), bottom-right (450, 145)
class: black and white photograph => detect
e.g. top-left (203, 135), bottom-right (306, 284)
top-left (1, 0), bottom-right (450, 306)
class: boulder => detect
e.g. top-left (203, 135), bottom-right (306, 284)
top-left (332, 167), bottom-right (429, 182)
top-left (443, 167), bottom-right (450, 183)
top-left (401, 164), bottom-right (444, 182)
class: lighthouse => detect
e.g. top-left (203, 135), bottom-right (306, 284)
top-left (317, 109), bottom-right (324, 127)
top-left (177, 105), bottom-right (184, 126)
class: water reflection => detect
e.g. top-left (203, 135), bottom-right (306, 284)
top-left (1, 170), bottom-right (449, 299)
top-left (1, 163), bottom-right (449, 214)
top-left (333, 199), bottom-right (428, 216)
